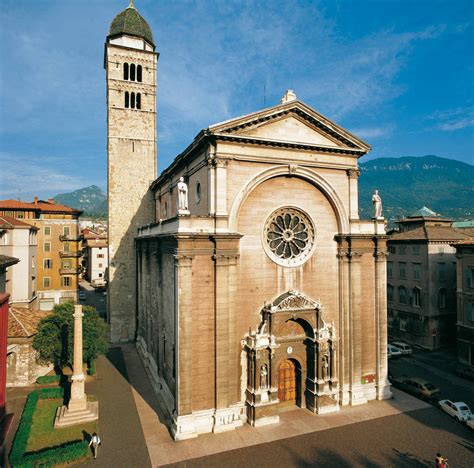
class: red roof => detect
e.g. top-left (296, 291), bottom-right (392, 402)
top-left (0, 199), bottom-right (81, 214)
top-left (0, 215), bottom-right (38, 229)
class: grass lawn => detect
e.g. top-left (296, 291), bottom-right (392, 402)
top-left (27, 398), bottom-right (98, 452)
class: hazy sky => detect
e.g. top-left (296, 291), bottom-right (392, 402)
top-left (0, 0), bottom-right (473, 200)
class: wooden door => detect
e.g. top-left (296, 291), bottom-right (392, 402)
top-left (278, 360), bottom-right (296, 403)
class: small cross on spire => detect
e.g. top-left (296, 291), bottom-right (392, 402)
top-left (129, 0), bottom-right (135, 8)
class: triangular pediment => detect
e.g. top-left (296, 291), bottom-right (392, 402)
top-left (238, 115), bottom-right (340, 147)
top-left (208, 99), bottom-right (370, 153)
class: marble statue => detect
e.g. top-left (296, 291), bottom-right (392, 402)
top-left (372, 190), bottom-right (383, 218)
top-left (260, 364), bottom-right (268, 390)
top-left (177, 177), bottom-right (188, 212)
top-left (322, 353), bottom-right (330, 380)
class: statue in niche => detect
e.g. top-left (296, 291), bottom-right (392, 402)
top-left (260, 364), bottom-right (268, 390)
top-left (177, 177), bottom-right (189, 212)
top-left (372, 189), bottom-right (383, 219)
top-left (322, 350), bottom-right (330, 380)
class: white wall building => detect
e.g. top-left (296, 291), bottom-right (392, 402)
top-left (83, 232), bottom-right (108, 286)
top-left (0, 216), bottom-right (38, 308)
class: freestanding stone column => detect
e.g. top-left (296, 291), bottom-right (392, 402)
top-left (55, 305), bottom-right (98, 428)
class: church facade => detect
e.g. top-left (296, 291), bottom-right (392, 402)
top-left (106, 4), bottom-right (391, 441)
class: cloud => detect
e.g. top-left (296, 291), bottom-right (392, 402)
top-left (349, 125), bottom-right (395, 139)
top-left (0, 153), bottom-right (93, 199)
top-left (428, 107), bottom-right (474, 132)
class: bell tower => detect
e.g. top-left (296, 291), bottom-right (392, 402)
top-left (105, 1), bottom-right (158, 342)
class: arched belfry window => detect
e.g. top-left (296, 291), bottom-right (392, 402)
top-left (131, 92), bottom-right (136, 109)
top-left (123, 63), bottom-right (129, 80)
top-left (137, 65), bottom-right (142, 82)
top-left (136, 93), bottom-right (141, 109)
top-left (125, 91), bottom-right (130, 108)
top-left (130, 64), bottom-right (136, 81)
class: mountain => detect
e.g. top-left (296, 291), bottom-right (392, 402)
top-left (358, 155), bottom-right (473, 221)
top-left (55, 156), bottom-right (473, 221)
top-left (54, 185), bottom-right (107, 218)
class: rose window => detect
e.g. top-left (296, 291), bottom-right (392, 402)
top-left (263, 207), bottom-right (316, 267)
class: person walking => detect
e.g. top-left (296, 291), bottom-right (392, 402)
top-left (435, 452), bottom-right (448, 468)
top-left (89, 432), bottom-right (101, 459)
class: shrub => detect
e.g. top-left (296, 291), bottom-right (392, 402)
top-left (87, 360), bottom-right (96, 376)
top-left (9, 391), bottom-right (39, 465)
top-left (15, 440), bottom-right (88, 467)
top-left (8, 387), bottom-right (90, 468)
top-left (38, 387), bottom-right (64, 399)
top-left (35, 375), bottom-right (61, 385)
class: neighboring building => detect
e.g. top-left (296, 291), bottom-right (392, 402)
top-left (0, 198), bottom-right (82, 310)
top-left (6, 307), bottom-right (52, 387)
top-left (105, 4), bottom-right (391, 440)
top-left (453, 241), bottom-right (474, 369)
top-left (0, 255), bottom-right (19, 458)
top-left (387, 207), bottom-right (471, 349)
top-left (0, 216), bottom-right (38, 308)
top-left (82, 230), bottom-right (108, 287)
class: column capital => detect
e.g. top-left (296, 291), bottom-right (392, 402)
top-left (348, 250), bottom-right (363, 262)
top-left (346, 168), bottom-right (360, 179)
top-left (174, 254), bottom-right (194, 267)
top-left (374, 250), bottom-right (389, 261)
top-left (214, 157), bottom-right (229, 168)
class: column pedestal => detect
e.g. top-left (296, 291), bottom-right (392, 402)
top-left (54, 305), bottom-right (99, 428)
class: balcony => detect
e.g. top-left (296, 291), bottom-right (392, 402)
top-left (59, 267), bottom-right (82, 275)
top-left (59, 251), bottom-right (82, 258)
top-left (59, 234), bottom-right (83, 242)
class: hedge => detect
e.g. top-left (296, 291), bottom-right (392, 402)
top-left (9, 387), bottom-right (88, 467)
top-left (87, 360), bottom-right (96, 376)
top-left (35, 375), bottom-right (62, 385)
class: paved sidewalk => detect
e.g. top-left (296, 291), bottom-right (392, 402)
top-left (121, 344), bottom-right (431, 467)
top-left (79, 347), bottom-right (151, 467)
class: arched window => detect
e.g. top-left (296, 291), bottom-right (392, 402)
top-left (136, 93), bottom-right (141, 109)
top-left (130, 63), bottom-right (136, 81)
top-left (413, 287), bottom-right (421, 307)
top-left (438, 288), bottom-right (446, 308)
top-left (125, 91), bottom-right (129, 108)
top-left (398, 286), bottom-right (407, 304)
top-left (131, 92), bottom-right (136, 109)
top-left (387, 284), bottom-right (394, 302)
top-left (123, 63), bottom-right (129, 80)
top-left (137, 65), bottom-right (142, 82)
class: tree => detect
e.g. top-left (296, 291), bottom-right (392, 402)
top-left (33, 302), bottom-right (109, 371)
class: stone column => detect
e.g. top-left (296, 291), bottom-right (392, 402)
top-left (54, 304), bottom-right (98, 428)
top-left (69, 305), bottom-right (86, 411)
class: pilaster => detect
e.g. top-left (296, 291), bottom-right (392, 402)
top-left (174, 253), bottom-right (194, 417)
top-left (374, 249), bottom-right (392, 400)
top-left (348, 249), bottom-right (366, 405)
top-left (337, 247), bottom-right (350, 405)
top-left (346, 169), bottom-right (360, 221)
top-left (214, 157), bottom-right (228, 216)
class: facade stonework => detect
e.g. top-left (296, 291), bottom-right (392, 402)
top-left (105, 6), bottom-right (391, 440)
top-left (134, 100), bottom-right (391, 439)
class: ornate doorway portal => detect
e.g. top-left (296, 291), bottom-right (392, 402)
top-left (278, 359), bottom-right (296, 405)
top-left (244, 291), bottom-right (340, 427)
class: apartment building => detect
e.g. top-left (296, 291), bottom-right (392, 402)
top-left (453, 241), bottom-right (474, 368)
top-left (82, 229), bottom-right (108, 287)
top-left (0, 216), bottom-right (38, 308)
top-left (387, 208), bottom-right (471, 349)
top-left (0, 198), bottom-right (82, 310)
